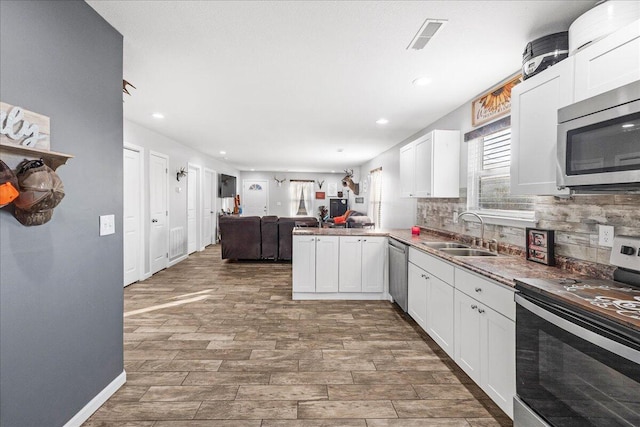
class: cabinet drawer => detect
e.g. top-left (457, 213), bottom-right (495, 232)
top-left (454, 268), bottom-right (515, 320)
top-left (409, 248), bottom-right (454, 283)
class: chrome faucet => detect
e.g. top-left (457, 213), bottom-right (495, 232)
top-left (457, 211), bottom-right (484, 247)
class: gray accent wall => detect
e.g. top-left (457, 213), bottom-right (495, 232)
top-left (0, 1), bottom-right (124, 426)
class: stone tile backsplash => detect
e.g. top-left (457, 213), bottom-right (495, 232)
top-left (416, 192), bottom-right (640, 268)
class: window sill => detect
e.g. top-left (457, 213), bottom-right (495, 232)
top-left (474, 213), bottom-right (538, 228)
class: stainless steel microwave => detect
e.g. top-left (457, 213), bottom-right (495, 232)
top-left (557, 80), bottom-right (640, 192)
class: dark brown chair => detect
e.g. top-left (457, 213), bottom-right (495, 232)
top-left (260, 216), bottom-right (279, 259)
top-left (277, 217), bottom-right (318, 260)
top-left (219, 216), bottom-right (261, 259)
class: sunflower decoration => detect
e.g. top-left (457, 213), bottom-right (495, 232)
top-left (479, 79), bottom-right (520, 113)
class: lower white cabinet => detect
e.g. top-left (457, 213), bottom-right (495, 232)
top-left (292, 234), bottom-right (386, 298)
top-left (292, 235), bottom-right (339, 293)
top-left (426, 274), bottom-right (455, 356)
top-left (454, 287), bottom-right (515, 418)
top-left (315, 236), bottom-right (340, 292)
top-left (339, 236), bottom-right (385, 293)
top-left (407, 248), bottom-right (455, 357)
top-left (408, 261), bottom-right (428, 330)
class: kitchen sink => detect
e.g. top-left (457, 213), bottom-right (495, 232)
top-left (439, 248), bottom-right (498, 257)
top-left (421, 242), bottom-right (470, 249)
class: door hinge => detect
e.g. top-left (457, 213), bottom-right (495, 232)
top-left (166, 252), bottom-right (168, 258)
top-left (166, 211), bottom-right (168, 216)
top-left (165, 168), bottom-right (168, 173)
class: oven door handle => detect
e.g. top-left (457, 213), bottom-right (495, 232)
top-left (515, 294), bottom-right (640, 364)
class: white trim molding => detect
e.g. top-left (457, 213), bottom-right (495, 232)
top-left (63, 370), bottom-right (126, 427)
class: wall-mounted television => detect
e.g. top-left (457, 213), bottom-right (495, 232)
top-left (218, 173), bottom-right (237, 198)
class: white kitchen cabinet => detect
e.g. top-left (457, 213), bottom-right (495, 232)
top-left (407, 248), bottom-right (455, 356)
top-left (408, 261), bottom-right (428, 330)
top-left (361, 237), bottom-right (386, 293)
top-left (292, 235), bottom-right (317, 293)
top-left (292, 235), bottom-right (339, 293)
top-left (315, 236), bottom-right (340, 292)
top-left (399, 130), bottom-right (460, 198)
top-left (481, 302), bottom-right (516, 417)
top-left (454, 290), bottom-right (482, 383)
top-left (426, 274), bottom-right (454, 357)
top-left (454, 269), bottom-right (516, 418)
top-left (339, 236), bottom-right (385, 293)
top-left (574, 19), bottom-right (640, 103)
top-left (510, 58), bottom-right (573, 196)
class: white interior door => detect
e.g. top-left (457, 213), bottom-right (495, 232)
top-left (150, 152), bottom-right (169, 274)
top-left (203, 169), bottom-right (216, 246)
top-left (187, 164), bottom-right (201, 254)
top-left (242, 179), bottom-right (268, 216)
top-left (123, 146), bottom-right (143, 286)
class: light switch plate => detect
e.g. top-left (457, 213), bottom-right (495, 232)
top-left (598, 224), bottom-right (614, 247)
top-left (100, 214), bottom-right (115, 236)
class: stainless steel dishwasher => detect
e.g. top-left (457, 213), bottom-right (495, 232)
top-left (388, 238), bottom-right (408, 312)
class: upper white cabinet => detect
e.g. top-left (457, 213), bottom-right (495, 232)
top-left (400, 130), bottom-right (460, 198)
top-left (574, 20), bottom-right (640, 102)
top-left (510, 58), bottom-right (574, 196)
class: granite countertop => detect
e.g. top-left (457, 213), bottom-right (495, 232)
top-left (295, 227), bottom-right (590, 288)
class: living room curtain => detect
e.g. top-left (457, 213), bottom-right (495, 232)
top-left (289, 181), bottom-right (314, 216)
top-left (368, 167), bottom-right (382, 228)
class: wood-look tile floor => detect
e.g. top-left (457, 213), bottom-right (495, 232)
top-left (85, 245), bottom-right (512, 427)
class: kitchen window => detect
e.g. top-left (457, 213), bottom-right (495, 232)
top-left (467, 128), bottom-right (535, 224)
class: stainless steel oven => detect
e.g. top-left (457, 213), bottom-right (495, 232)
top-left (514, 236), bottom-right (640, 427)
top-left (557, 80), bottom-right (640, 192)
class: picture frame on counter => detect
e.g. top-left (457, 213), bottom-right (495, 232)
top-left (526, 228), bottom-right (555, 266)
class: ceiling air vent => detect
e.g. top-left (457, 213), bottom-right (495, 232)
top-left (407, 19), bottom-right (448, 50)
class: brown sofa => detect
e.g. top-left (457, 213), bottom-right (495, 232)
top-left (219, 215), bottom-right (318, 260)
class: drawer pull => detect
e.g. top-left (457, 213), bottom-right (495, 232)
top-left (471, 304), bottom-right (477, 310)
top-left (421, 274), bottom-right (430, 280)
top-left (475, 287), bottom-right (482, 292)
top-left (478, 308), bottom-right (485, 314)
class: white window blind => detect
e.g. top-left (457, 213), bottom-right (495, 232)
top-left (467, 129), bottom-right (534, 218)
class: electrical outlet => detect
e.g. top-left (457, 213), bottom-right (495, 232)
top-left (598, 224), bottom-right (614, 247)
top-left (453, 211), bottom-right (458, 224)
top-left (100, 214), bottom-right (115, 236)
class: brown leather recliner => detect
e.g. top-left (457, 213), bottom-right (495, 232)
top-left (277, 216), bottom-right (318, 260)
top-left (219, 216), bottom-right (261, 260)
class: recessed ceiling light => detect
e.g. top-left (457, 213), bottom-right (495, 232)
top-left (412, 77), bottom-right (432, 86)
top-left (219, 150), bottom-right (226, 155)
top-left (331, 170), bottom-right (335, 173)
top-left (376, 118), bottom-right (389, 125)
top-left (151, 112), bottom-right (164, 119)
top-left (337, 148), bottom-right (344, 153)
top-left (250, 168), bottom-right (255, 171)
top-left (622, 123), bottom-right (635, 128)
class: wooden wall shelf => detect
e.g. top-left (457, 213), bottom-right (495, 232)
top-left (0, 142), bottom-right (73, 171)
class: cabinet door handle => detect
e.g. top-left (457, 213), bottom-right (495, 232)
top-left (475, 287), bottom-right (482, 293)
top-left (363, 239), bottom-right (367, 242)
top-left (151, 219), bottom-right (158, 223)
top-left (471, 304), bottom-right (477, 310)
top-left (310, 238), bottom-right (316, 241)
top-left (478, 308), bottom-right (485, 314)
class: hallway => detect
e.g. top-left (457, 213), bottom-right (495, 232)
top-left (85, 245), bottom-right (511, 426)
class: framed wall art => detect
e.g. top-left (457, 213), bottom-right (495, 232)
top-left (526, 228), bottom-right (555, 266)
top-left (471, 73), bottom-right (522, 127)
top-left (315, 191), bottom-right (325, 199)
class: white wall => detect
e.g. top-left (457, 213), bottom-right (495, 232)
top-left (358, 94), bottom-right (477, 230)
top-left (123, 119), bottom-right (240, 270)
top-left (239, 170), bottom-right (365, 218)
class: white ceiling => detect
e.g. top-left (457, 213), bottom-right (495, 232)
top-left (87, 0), bottom-right (596, 172)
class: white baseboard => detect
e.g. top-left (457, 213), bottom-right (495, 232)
top-left (168, 254), bottom-right (188, 267)
top-left (63, 370), bottom-right (126, 427)
top-left (292, 292), bottom-right (391, 301)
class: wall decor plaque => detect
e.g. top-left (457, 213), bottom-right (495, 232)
top-left (526, 228), bottom-right (555, 266)
top-left (472, 73), bottom-right (522, 127)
